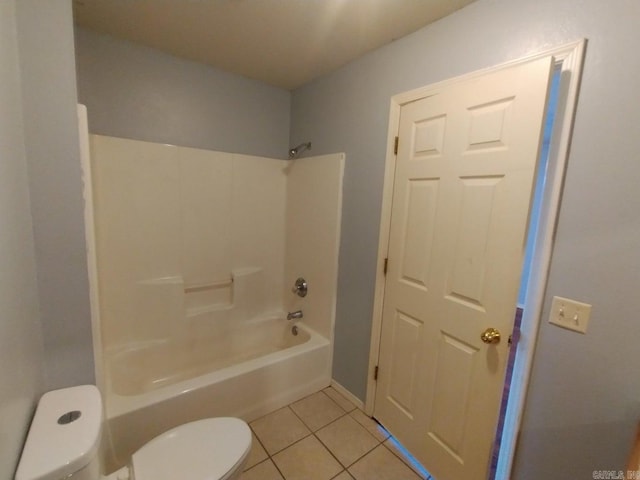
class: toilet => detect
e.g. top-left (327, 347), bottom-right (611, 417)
top-left (15, 385), bottom-right (251, 480)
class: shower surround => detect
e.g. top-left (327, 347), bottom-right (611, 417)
top-left (87, 134), bottom-right (344, 468)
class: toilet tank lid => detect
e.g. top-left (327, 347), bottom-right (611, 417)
top-left (15, 385), bottom-right (103, 480)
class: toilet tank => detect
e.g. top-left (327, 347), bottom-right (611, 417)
top-left (15, 385), bottom-right (103, 480)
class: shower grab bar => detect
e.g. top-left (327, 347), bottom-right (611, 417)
top-left (184, 278), bottom-right (233, 293)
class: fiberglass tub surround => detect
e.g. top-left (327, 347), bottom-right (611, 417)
top-left (89, 135), bottom-right (343, 469)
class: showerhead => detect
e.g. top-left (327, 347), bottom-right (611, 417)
top-left (288, 142), bottom-right (311, 159)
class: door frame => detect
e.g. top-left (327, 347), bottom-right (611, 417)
top-left (365, 39), bottom-right (586, 479)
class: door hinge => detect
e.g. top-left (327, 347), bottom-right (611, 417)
top-left (383, 258), bottom-right (388, 276)
top-left (394, 136), bottom-right (399, 155)
top-left (374, 365), bottom-right (379, 380)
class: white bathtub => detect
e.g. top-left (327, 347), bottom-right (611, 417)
top-left (103, 318), bottom-right (331, 469)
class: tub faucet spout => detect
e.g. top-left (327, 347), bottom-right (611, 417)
top-left (287, 310), bottom-right (303, 320)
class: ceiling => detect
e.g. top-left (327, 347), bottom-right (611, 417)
top-left (73, 0), bottom-right (476, 90)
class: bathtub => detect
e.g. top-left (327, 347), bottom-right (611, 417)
top-left (103, 317), bottom-right (331, 469)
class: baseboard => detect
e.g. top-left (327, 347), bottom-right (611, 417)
top-left (330, 379), bottom-right (365, 410)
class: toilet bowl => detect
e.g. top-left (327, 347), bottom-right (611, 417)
top-left (15, 385), bottom-right (251, 480)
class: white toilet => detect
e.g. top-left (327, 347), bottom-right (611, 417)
top-left (15, 385), bottom-right (252, 480)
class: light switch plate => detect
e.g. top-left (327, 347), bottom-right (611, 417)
top-left (549, 296), bottom-right (592, 333)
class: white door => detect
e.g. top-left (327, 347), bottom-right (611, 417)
top-left (373, 56), bottom-right (554, 480)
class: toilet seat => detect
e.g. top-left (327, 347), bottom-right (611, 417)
top-left (131, 417), bottom-right (251, 480)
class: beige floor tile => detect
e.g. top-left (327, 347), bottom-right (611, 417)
top-left (349, 409), bottom-right (390, 442)
top-left (241, 459), bottom-right (284, 480)
top-left (348, 444), bottom-right (422, 480)
top-left (316, 415), bottom-right (379, 467)
top-left (272, 435), bottom-right (343, 480)
top-left (250, 407), bottom-right (311, 455)
top-left (290, 391), bottom-right (346, 431)
top-left (244, 432), bottom-right (268, 470)
top-left (383, 438), bottom-right (430, 479)
top-left (331, 471), bottom-right (354, 480)
top-left (323, 387), bottom-right (357, 412)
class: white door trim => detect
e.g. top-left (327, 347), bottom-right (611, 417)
top-left (365, 39), bottom-right (587, 479)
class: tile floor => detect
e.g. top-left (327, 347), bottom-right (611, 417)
top-left (241, 387), bottom-right (434, 480)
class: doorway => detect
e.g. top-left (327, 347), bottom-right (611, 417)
top-left (365, 40), bottom-right (587, 480)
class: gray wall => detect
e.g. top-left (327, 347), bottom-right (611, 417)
top-left (75, 28), bottom-right (291, 159)
top-left (291, 0), bottom-right (640, 477)
top-left (0, 1), bottom-right (45, 478)
top-left (16, 0), bottom-right (94, 391)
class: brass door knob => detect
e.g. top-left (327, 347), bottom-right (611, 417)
top-left (481, 328), bottom-right (501, 344)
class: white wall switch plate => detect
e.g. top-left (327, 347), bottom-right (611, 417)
top-left (548, 296), bottom-right (592, 334)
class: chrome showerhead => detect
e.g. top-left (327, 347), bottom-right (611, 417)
top-left (288, 142), bottom-right (311, 159)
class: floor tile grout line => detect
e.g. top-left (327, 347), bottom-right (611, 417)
top-left (380, 440), bottom-right (431, 480)
top-left (246, 457), bottom-right (285, 479)
top-left (250, 390), bottom-right (427, 480)
top-left (329, 469), bottom-right (352, 480)
top-left (313, 416), bottom-right (385, 471)
top-left (243, 424), bottom-right (277, 476)
top-left (310, 429), bottom-right (352, 472)
top-left (251, 429), bottom-right (341, 480)
top-left (249, 405), bottom-right (313, 457)
top-left (296, 389), bottom-right (352, 419)
top-left (288, 394), bottom-right (349, 433)
top-left (267, 429), bottom-right (343, 479)
top-left (322, 386), bottom-right (358, 414)
top-left (247, 420), bottom-right (288, 462)
top-left (268, 428), bottom-right (314, 457)
top-left (358, 413), bottom-right (429, 479)
top-left (248, 424), bottom-right (269, 457)
top-left (286, 394), bottom-right (385, 472)
top-left (259, 432), bottom-right (427, 480)
top-left (242, 430), bottom-right (289, 480)
top-left (252, 405), bottom-right (364, 477)
top-left (270, 456), bottom-right (287, 480)
top-left (323, 433), bottom-right (380, 471)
